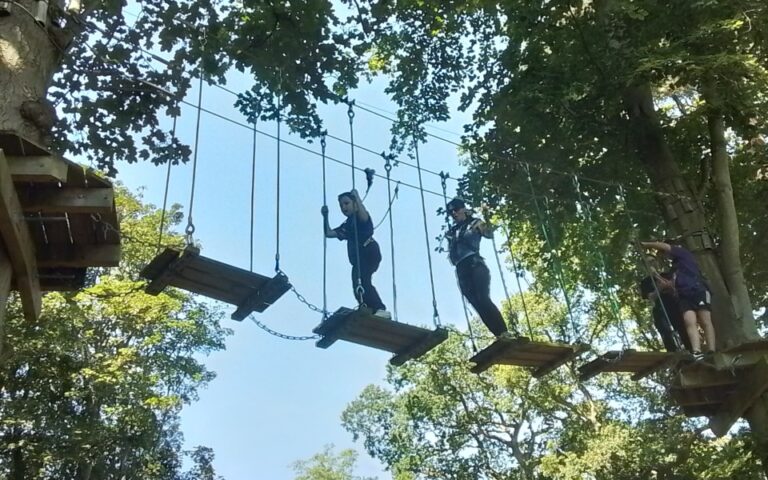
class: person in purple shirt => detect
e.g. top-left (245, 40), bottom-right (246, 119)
top-left (641, 240), bottom-right (716, 359)
top-left (322, 189), bottom-right (390, 319)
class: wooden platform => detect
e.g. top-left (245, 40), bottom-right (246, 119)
top-left (141, 245), bottom-right (290, 320)
top-left (578, 349), bottom-right (684, 381)
top-left (1, 132), bottom-right (121, 322)
top-left (469, 336), bottom-right (589, 376)
top-left (313, 307), bottom-right (449, 366)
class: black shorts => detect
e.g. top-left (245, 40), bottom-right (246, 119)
top-left (678, 289), bottom-right (712, 313)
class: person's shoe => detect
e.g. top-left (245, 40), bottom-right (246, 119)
top-left (496, 331), bottom-right (516, 341)
top-left (373, 309), bottom-right (392, 320)
top-left (690, 351), bottom-right (705, 362)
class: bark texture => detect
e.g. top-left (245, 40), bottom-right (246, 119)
top-left (0, 0), bottom-right (61, 144)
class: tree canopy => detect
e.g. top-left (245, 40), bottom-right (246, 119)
top-left (0, 187), bottom-right (230, 479)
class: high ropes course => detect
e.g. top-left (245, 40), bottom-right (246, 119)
top-left (0, 9), bottom-right (765, 440)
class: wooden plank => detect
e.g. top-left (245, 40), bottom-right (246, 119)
top-left (0, 131), bottom-right (49, 156)
top-left (677, 364), bottom-right (738, 389)
top-left (143, 246), bottom-right (200, 295)
top-left (470, 337), bottom-right (584, 375)
top-left (231, 272), bottom-right (291, 320)
top-left (725, 339), bottom-right (768, 354)
top-left (390, 328), bottom-right (449, 366)
top-left (0, 241), bottom-right (11, 357)
top-left (0, 150), bottom-right (41, 321)
top-left (36, 243), bottom-right (121, 267)
top-left (19, 187), bottom-right (114, 214)
top-left (631, 351), bottom-right (686, 381)
top-left (709, 358), bottom-right (768, 437)
top-left (7, 155), bottom-right (68, 183)
top-left (534, 343), bottom-right (589, 378)
top-left (314, 307), bottom-right (443, 361)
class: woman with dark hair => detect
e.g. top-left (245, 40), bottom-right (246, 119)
top-left (322, 189), bottom-right (389, 318)
top-left (445, 198), bottom-right (509, 337)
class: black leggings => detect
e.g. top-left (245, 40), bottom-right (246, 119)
top-left (457, 256), bottom-right (507, 336)
top-left (351, 241), bottom-right (386, 312)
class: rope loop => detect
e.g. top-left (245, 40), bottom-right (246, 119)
top-left (347, 99), bottom-right (356, 119)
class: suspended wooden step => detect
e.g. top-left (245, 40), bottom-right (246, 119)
top-left (578, 349), bottom-right (685, 381)
top-left (469, 336), bottom-right (589, 376)
top-left (141, 245), bottom-right (290, 320)
top-left (669, 339), bottom-right (768, 436)
top-left (313, 307), bottom-right (449, 366)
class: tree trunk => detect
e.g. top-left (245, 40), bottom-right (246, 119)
top-left (0, 0), bottom-right (62, 144)
top-left (623, 83), bottom-right (767, 475)
top-left (701, 83), bottom-right (755, 326)
top-left (622, 83), bottom-right (756, 347)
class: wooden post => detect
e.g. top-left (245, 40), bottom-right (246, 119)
top-left (0, 240), bottom-right (11, 357)
top-left (0, 149), bottom-right (41, 322)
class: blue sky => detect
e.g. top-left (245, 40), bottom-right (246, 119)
top-left (114, 71), bottom-right (513, 479)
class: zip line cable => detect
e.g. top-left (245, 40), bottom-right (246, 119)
top-left (249, 114), bottom-right (258, 271)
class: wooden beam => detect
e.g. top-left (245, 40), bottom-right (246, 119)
top-left (709, 357), bottom-right (768, 437)
top-left (0, 150), bottom-right (41, 321)
top-left (19, 187), bottom-right (114, 214)
top-left (36, 243), bottom-right (121, 267)
top-left (0, 241), bottom-right (11, 358)
top-left (7, 155), bottom-right (69, 183)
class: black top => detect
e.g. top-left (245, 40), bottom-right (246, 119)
top-left (639, 272), bottom-right (681, 318)
top-left (334, 215), bottom-right (374, 264)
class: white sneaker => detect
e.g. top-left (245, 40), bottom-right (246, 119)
top-left (373, 310), bottom-right (392, 320)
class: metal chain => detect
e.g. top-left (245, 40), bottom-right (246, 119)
top-left (248, 314), bottom-right (320, 341)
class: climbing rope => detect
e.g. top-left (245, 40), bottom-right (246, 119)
top-left (382, 152), bottom-right (399, 322)
top-left (249, 113), bottom-right (259, 272)
top-left (491, 233), bottom-right (521, 336)
top-left (523, 164), bottom-right (578, 341)
top-left (321, 131), bottom-right (329, 320)
top-left (572, 175), bottom-right (624, 340)
top-left (185, 55), bottom-right (205, 245)
top-left (275, 92), bottom-right (282, 273)
top-left (618, 186), bottom-right (679, 350)
top-left (413, 138), bottom-right (441, 327)
top-left (439, 171), bottom-right (476, 350)
top-left (156, 109), bottom-right (178, 253)
top-left (347, 100), bottom-right (365, 305)
top-left (502, 225), bottom-right (536, 338)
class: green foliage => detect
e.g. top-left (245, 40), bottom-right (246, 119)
top-left (0, 187), bottom-right (230, 479)
top-left (342, 318), bottom-right (763, 479)
top-left (292, 445), bottom-right (376, 480)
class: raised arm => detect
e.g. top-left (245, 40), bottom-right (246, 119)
top-left (321, 205), bottom-right (338, 238)
top-left (472, 219), bottom-right (495, 239)
top-left (640, 241), bottom-right (672, 253)
top-left (349, 189), bottom-right (370, 222)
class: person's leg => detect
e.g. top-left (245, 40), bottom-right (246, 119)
top-left (653, 309), bottom-right (679, 352)
top-left (468, 260), bottom-right (508, 336)
top-left (697, 309), bottom-right (716, 352)
top-left (359, 243), bottom-right (385, 312)
top-left (682, 309), bottom-right (702, 352)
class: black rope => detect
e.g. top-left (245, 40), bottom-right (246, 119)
top-left (321, 132), bottom-right (329, 320)
top-left (249, 115), bottom-right (258, 272)
top-left (413, 139), bottom-right (441, 327)
top-left (383, 153), bottom-right (399, 322)
top-left (157, 112), bottom-right (177, 253)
